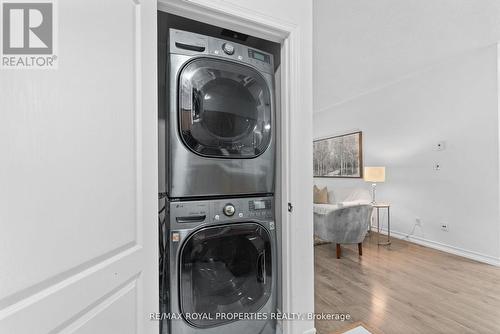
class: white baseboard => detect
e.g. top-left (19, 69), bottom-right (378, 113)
top-left (371, 225), bottom-right (500, 267)
top-left (303, 328), bottom-right (317, 334)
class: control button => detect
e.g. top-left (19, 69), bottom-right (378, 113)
top-left (222, 43), bottom-right (235, 55)
top-left (172, 233), bottom-right (180, 242)
top-left (214, 214), bottom-right (220, 220)
top-left (223, 204), bottom-right (235, 217)
top-left (238, 212), bottom-right (243, 218)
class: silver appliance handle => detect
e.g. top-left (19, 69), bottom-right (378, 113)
top-left (191, 88), bottom-right (201, 124)
top-left (257, 250), bottom-right (266, 284)
top-left (175, 215), bottom-right (206, 224)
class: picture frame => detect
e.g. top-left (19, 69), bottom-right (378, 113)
top-left (313, 131), bottom-right (363, 178)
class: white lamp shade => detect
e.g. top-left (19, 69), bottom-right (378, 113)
top-left (364, 167), bottom-right (385, 182)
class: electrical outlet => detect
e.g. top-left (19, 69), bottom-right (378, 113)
top-left (436, 141), bottom-right (446, 151)
top-left (441, 223), bottom-right (449, 232)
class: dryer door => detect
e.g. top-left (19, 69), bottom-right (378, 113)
top-left (178, 58), bottom-right (272, 158)
top-left (179, 223), bottom-right (272, 328)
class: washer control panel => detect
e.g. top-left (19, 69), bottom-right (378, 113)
top-left (212, 196), bottom-right (273, 221)
top-left (170, 196), bottom-right (274, 226)
top-left (222, 42), bottom-right (235, 55)
top-left (248, 199), bottom-right (273, 218)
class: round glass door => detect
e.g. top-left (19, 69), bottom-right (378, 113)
top-left (178, 58), bottom-right (272, 158)
top-left (179, 223), bottom-right (272, 328)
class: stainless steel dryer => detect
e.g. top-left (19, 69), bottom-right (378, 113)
top-left (166, 29), bottom-right (275, 198)
top-left (163, 196), bottom-right (277, 334)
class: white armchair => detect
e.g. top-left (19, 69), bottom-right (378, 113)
top-left (313, 187), bottom-right (373, 258)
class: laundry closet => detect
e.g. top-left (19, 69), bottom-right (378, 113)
top-left (158, 12), bottom-right (282, 334)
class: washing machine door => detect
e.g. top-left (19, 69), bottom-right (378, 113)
top-left (178, 58), bottom-right (272, 158)
top-left (179, 223), bottom-right (272, 328)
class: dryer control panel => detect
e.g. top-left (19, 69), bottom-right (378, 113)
top-left (169, 29), bottom-right (274, 75)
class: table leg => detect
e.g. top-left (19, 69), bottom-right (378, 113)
top-left (377, 207), bottom-right (380, 245)
top-left (387, 206), bottom-right (391, 244)
top-left (377, 206), bottom-right (391, 246)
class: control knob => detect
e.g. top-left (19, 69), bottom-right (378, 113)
top-left (223, 204), bottom-right (235, 216)
top-left (222, 43), bottom-right (235, 55)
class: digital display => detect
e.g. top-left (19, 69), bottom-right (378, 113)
top-left (253, 200), bottom-right (266, 210)
top-left (249, 199), bottom-right (272, 211)
top-left (253, 52), bottom-right (265, 61)
top-left (248, 49), bottom-right (270, 63)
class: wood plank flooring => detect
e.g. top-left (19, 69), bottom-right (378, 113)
top-left (314, 233), bottom-right (500, 334)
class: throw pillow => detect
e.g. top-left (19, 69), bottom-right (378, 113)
top-left (313, 185), bottom-right (329, 204)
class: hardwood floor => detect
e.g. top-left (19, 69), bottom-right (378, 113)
top-left (314, 233), bottom-right (500, 334)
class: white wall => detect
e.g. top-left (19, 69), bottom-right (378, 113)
top-left (313, 0), bottom-right (500, 108)
top-left (314, 45), bottom-right (500, 264)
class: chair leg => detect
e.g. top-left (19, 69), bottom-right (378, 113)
top-left (336, 243), bottom-right (341, 259)
top-left (358, 242), bottom-right (363, 256)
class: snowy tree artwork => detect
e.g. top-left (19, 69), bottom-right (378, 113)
top-left (313, 132), bottom-right (363, 178)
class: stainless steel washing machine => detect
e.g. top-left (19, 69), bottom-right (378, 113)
top-left (165, 29), bottom-right (276, 198)
top-left (163, 196), bottom-right (277, 334)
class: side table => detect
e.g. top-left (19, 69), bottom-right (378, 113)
top-left (372, 202), bottom-right (391, 246)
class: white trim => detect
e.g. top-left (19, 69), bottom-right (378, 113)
top-left (375, 227), bottom-right (500, 267)
top-left (157, 0), bottom-right (297, 42)
top-left (279, 33), bottom-right (293, 333)
top-left (497, 42), bottom-right (500, 268)
top-left (303, 328), bottom-right (317, 334)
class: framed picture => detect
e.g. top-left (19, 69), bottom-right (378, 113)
top-left (313, 131), bottom-right (363, 178)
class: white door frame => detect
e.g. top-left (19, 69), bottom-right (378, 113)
top-left (157, 1), bottom-right (305, 333)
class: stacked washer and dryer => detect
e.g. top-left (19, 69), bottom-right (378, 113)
top-left (161, 29), bottom-right (278, 334)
